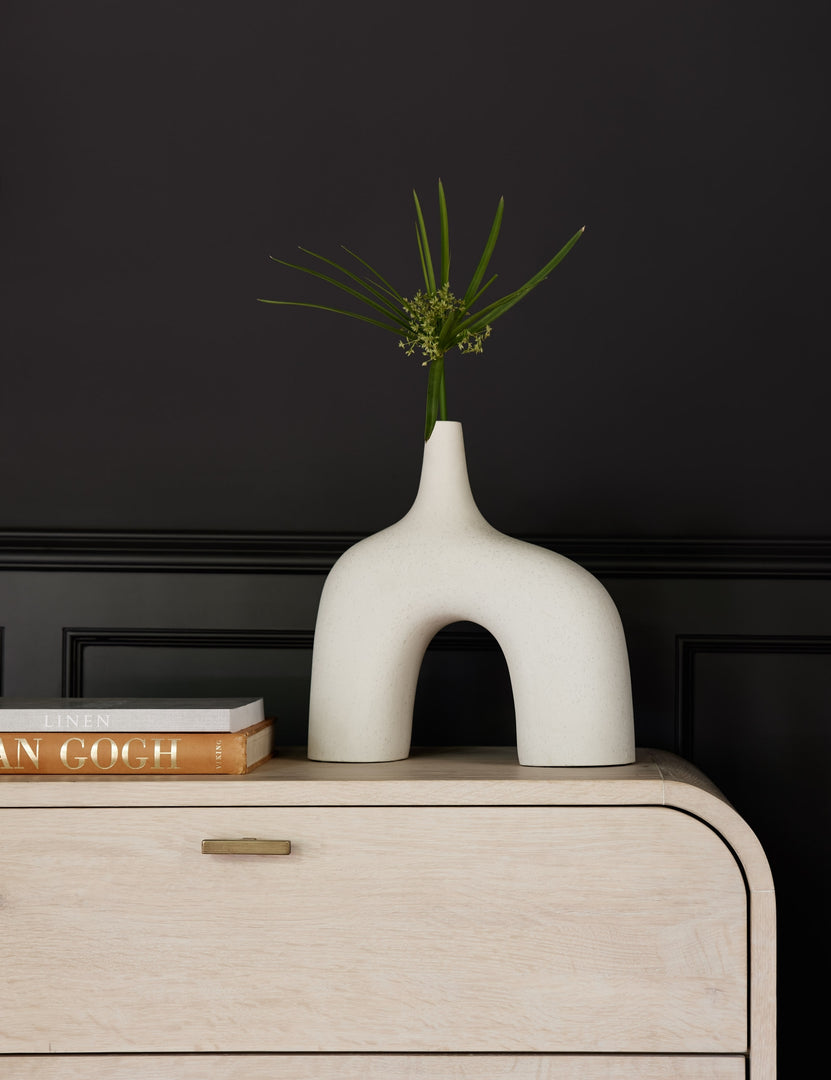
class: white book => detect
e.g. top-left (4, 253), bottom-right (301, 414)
top-left (0, 697), bottom-right (265, 733)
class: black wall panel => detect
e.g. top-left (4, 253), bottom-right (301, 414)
top-left (1, 2), bottom-right (828, 537)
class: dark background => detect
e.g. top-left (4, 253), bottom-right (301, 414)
top-left (2, 0), bottom-right (828, 535)
top-left (1, 1), bottom-right (829, 1073)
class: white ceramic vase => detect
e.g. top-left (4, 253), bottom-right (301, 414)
top-left (308, 421), bottom-right (635, 766)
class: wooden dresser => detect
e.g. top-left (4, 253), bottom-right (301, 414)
top-left (0, 748), bottom-right (775, 1079)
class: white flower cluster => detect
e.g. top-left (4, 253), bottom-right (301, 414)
top-left (398, 284), bottom-right (491, 365)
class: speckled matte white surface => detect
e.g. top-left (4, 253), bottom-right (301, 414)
top-left (308, 422), bottom-right (635, 766)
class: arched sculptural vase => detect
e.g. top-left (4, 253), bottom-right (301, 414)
top-left (308, 421), bottom-right (635, 766)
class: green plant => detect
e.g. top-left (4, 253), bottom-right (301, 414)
top-left (260, 181), bottom-right (584, 440)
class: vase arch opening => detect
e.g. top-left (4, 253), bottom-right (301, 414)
top-left (411, 621), bottom-right (515, 748)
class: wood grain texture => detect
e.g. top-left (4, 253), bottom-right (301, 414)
top-left (5, 1055), bottom-right (747, 1079)
top-left (0, 749), bottom-right (774, 1075)
top-left (750, 889), bottom-right (777, 1080)
top-left (0, 746), bottom-right (671, 807)
top-left (651, 752), bottom-right (776, 1080)
top-left (0, 746), bottom-right (778, 899)
top-left (0, 805), bottom-right (746, 1055)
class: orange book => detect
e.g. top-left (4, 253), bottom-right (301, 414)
top-left (0, 719), bottom-right (273, 775)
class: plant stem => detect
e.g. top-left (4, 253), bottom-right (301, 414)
top-left (439, 361), bottom-right (447, 421)
top-left (424, 353), bottom-right (446, 441)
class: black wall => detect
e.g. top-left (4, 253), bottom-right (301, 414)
top-left (2, 2), bottom-right (829, 1073)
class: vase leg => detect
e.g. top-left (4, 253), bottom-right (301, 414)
top-left (465, 543), bottom-right (635, 766)
top-left (309, 567), bottom-right (449, 761)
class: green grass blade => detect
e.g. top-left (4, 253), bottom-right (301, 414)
top-left (469, 273), bottom-right (498, 308)
top-left (455, 274), bottom-right (552, 333)
top-left (452, 287), bottom-right (522, 332)
top-left (513, 226), bottom-right (585, 293)
top-left (453, 226), bottom-right (585, 336)
top-left (297, 247), bottom-right (408, 325)
top-left (257, 297), bottom-right (403, 334)
top-left (456, 289), bottom-right (531, 334)
top-left (414, 223), bottom-right (430, 293)
top-left (269, 255), bottom-right (409, 328)
top-left (451, 279), bottom-right (539, 335)
top-left (461, 196), bottom-right (504, 306)
top-left (438, 179), bottom-right (450, 287)
top-left (413, 188), bottom-right (436, 292)
top-left (341, 246), bottom-right (406, 301)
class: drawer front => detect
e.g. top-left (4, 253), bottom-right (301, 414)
top-left (1, 1054), bottom-right (748, 1079)
top-left (0, 806), bottom-right (746, 1054)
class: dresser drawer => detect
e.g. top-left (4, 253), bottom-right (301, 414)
top-left (0, 805), bottom-right (746, 1054)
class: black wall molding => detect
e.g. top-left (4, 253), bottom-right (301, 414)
top-left (4, 530), bottom-right (831, 578)
top-left (1, 531), bottom-right (354, 574)
top-left (675, 633), bottom-right (831, 757)
top-left (61, 625), bottom-right (498, 696)
top-left (61, 628), bottom-right (315, 696)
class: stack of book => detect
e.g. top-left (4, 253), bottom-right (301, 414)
top-left (0, 697), bottom-right (272, 775)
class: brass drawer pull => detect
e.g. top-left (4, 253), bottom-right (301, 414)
top-left (201, 837), bottom-right (291, 855)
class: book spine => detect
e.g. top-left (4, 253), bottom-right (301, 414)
top-left (0, 727), bottom-right (267, 775)
top-left (0, 716), bottom-right (230, 734)
top-left (0, 709), bottom-right (262, 733)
